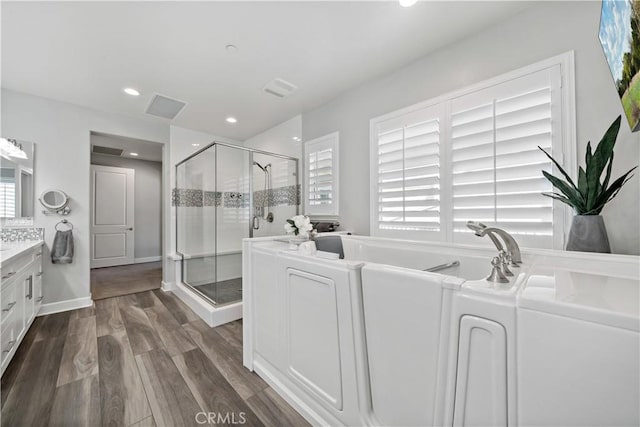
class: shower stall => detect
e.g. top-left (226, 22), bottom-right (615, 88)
top-left (175, 142), bottom-right (299, 306)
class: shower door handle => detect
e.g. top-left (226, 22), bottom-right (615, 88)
top-left (252, 216), bottom-right (260, 230)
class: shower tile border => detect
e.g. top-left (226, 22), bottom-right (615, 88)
top-left (173, 184), bottom-right (300, 208)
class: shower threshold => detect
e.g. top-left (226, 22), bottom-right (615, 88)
top-left (192, 277), bottom-right (243, 306)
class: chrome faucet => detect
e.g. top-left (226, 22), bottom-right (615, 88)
top-left (466, 221), bottom-right (522, 265)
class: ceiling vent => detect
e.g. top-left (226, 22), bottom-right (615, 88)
top-left (92, 145), bottom-right (124, 156)
top-left (263, 78), bottom-right (297, 98)
top-left (145, 94), bottom-right (187, 120)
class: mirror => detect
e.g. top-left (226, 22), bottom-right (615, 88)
top-left (0, 138), bottom-right (34, 218)
top-left (39, 190), bottom-right (70, 214)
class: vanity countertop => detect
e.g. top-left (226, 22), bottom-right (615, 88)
top-left (0, 240), bottom-right (44, 268)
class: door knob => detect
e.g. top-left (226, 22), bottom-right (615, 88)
top-left (126, 227), bottom-right (133, 231)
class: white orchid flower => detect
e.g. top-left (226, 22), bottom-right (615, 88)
top-left (284, 222), bottom-right (295, 234)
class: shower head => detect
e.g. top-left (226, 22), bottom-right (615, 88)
top-left (253, 161), bottom-right (267, 172)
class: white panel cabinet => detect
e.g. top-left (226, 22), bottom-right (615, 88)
top-left (286, 268), bottom-right (343, 410)
top-left (1, 243), bottom-right (44, 375)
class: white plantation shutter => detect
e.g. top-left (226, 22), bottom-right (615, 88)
top-left (450, 67), bottom-right (560, 248)
top-left (0, 167), bottom-right (16, 217)
top-left (373, 105), bottom-right (442, 235)
top-left (305, 132), bottom-right (339, 215)
top-left (0, 181), bottom-right (16, 218)
top-left (371, 56), bottom-right (571, 249)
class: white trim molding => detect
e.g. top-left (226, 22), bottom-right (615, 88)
top-left (135, 256), bottom-right (162, 264)
top-left (38, 296), bottom-right (94, 316)
top-left (303, 131), bottom-right (340, 216)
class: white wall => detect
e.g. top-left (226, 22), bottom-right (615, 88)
top-left (1, 89), bottom-right (169, 305)
top-left (302, 1), bottom-right (640, 255)
top-left (91, 153), bottom-right (162, 261)
top-left (244, 115), bottom-right (302, 160)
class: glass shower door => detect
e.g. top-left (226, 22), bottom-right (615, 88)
top-left (176, 144), bottom-right (217, 301)
top-left (213, 145), bottom-right (250, 305)
top-left (176, 142), bottom-right (298, 306)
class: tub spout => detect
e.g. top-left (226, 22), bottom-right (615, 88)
top-left (466, 221), bottom-right (522, 265)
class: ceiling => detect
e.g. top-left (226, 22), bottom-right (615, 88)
top-left (91, 132), bottom-right (163, 162)
top-left (2, 1), bottom-right (531, 141)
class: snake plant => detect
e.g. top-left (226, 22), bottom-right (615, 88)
top-left (538, 115), bottom-right (637, 215)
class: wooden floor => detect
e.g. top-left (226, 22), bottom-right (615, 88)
top-left (91, 262), bottom-right (162, 300)
top-left (0, 290), bottom-right (309, 427)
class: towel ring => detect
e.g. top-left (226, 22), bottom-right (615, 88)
top-left (55, 219), bottom-right (73, 231)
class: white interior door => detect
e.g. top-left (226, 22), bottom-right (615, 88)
top-left (90, 165), bottom-right (135, 268)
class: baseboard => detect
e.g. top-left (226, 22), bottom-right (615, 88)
top-left (135, 256), bottom-right (162, 264)
top-left (38, 296), bottom-right (94, 316)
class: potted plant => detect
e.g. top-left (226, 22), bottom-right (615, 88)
top-left (539, 115), bottom-right (637, 252)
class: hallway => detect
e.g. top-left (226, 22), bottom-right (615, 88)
top-left (91, 262), bottom-right (162, 300)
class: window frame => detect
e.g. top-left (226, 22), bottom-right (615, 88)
top-left (370, 51), bottom-right (576, 249)
top-left (304, 131), bottom-right (340, 216)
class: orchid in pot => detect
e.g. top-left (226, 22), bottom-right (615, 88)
top-left (539, 115), bottom-right (637, 252)
top-left (285, 215), bottom-right (314, 243)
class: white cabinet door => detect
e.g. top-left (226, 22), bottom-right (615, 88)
top-left (90, 165), bottom-right (135, 268)
top-left (285, 267), bottom-right (343, 411)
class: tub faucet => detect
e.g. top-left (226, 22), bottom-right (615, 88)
top-left (466, 221), bottom-right (522, 265)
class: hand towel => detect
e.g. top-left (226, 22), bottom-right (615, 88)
top-left (51, 230), bottom-right (74, 264)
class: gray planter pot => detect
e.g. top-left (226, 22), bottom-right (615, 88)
top-left (566, 215), bottom-right (611, 253)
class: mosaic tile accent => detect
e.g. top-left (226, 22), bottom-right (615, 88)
top-left (254, 184), bottom-right (301, 207)
top-left (1, 227), bottom-right (44, 243)
top-left (224, 192), bottom-right (250, 208)
top-left (173, 184), bottom-right (300, 208)
top-left (203, 191), bottom-right (222, 207)
top-left (172, 189), bottom-right (222, 207)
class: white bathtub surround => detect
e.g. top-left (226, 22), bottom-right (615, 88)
top-left (243, 235), bottom-right (639, 427)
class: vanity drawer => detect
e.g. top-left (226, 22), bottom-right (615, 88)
top-left (1, 313), bottom-right (18, 367)
top-left (0, 281), bottom-right (18, 324)
top-left (1, 251), bottom-right (36, 283)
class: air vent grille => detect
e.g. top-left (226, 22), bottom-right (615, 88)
top-left (92, 145), bottom-right (124, 156)
top-left (145, 94), bottom-right (187, 120)
top-left (263, 78), bottom-right (297, 98)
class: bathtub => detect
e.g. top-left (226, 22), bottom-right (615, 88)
top-left (242, 235), bottom-right (639, 427)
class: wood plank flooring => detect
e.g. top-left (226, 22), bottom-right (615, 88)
top-left (91, 262), bottom-right (162, 300)
top-left (1, 290), bottom-right (310, 427)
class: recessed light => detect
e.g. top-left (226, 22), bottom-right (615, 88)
top-left (225, 44), bottom-right (238, 54)
top-left (130, 152), bottom-right (139, 156)
top-left (226, 117), bottom-right (237, 124)
top-left (399, 0), bottom-right (417, 6)
top-left (123, 88), bottom-right (140, 96)
top-left (292, 136), bottom-right (301, 142)
top-left (192, 143), bottom-right (200, 147)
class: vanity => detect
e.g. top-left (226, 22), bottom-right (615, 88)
top-left (0, 137), bottom-right (45, 375)
top-left (1, 241), bottom-right (44, 374)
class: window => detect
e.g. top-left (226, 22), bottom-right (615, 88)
top-left (371, 53), bottom-right (575, 249)
top-left (373, 105), bottom-right (442, 235)
top-left (305, 132), bottom-right (339, 216)
top-left (0, 168), bottom-right (16, 218)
